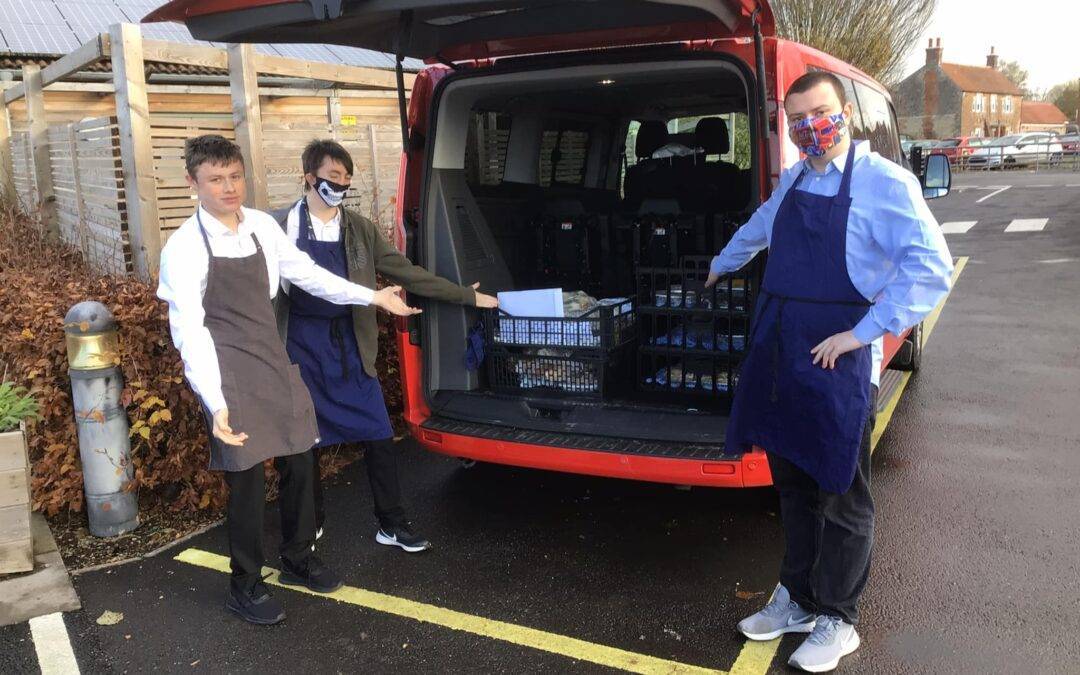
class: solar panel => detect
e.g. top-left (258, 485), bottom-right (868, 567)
top-left (325, 45), bottom-right (397, 70)
top-left (1, 0), bottom-right (421, 73)
top-left (3, 23), bottom-right (81, 54)
top-left (58, 3), bottom-right (131, 26)
top-left (0, 0), bottom-right (65, 25)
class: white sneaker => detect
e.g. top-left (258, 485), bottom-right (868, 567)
top-left (737, 584), bottom-right (816, 641)
top-left (788, 615), bottom-right (860, 673)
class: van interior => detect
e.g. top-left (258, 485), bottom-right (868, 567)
top-left (416, 58), bottom-right (763, 447)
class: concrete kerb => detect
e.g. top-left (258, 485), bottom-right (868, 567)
top-left (0, 514), bottom-right (81, 627)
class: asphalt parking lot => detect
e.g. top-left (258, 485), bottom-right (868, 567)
top-left (2, 170), bottom-right (1078, 674)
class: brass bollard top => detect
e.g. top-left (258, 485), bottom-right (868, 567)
top-left (63, 301), bottom-right (120, 371)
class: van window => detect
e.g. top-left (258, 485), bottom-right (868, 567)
top-left (539, 123), bottom-right (590, 187)
top-left (852, 82), bottom-right (902, 163)
top-left (668, 113), bottom-right (752, 170)
top-left (464, 110), bottom-right (512, 186)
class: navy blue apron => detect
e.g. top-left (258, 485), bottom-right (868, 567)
top-left (725, 143), bottom-right (872, 493)
top-left (286, 200), bottom-right (394, 446)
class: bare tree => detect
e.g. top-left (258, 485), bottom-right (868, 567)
top-left (998, 60), bottom-right (1032, 98)
top-left (771, 0), bottom-right (937, 86)
top-left (1045, 80), bottom-right (1080, 126)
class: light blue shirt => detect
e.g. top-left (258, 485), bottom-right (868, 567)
top-left (710, 141), bottom-right (954, 386)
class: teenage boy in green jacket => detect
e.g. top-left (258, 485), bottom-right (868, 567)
top-left (274, 139), bottom-right (498, 552)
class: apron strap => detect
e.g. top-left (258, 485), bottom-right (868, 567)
top-left (837, 142), bottom-right (857, 201)
top-left (195, 208), bottom-right (213, 256)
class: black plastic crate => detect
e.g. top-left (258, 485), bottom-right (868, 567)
top-left (484, 299), bottom-right (636, 351)
top-left (487, 345), bottom-right (629, 397)
top-left (634, 255), bottom-right (758, 401)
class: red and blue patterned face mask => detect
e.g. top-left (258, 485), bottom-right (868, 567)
top-left (790, 113), bottom-right (847, 157)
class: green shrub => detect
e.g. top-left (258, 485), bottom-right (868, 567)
top-left (0, 381), bottom-right (41, 433)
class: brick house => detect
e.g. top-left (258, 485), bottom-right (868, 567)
top-left (1019, 101), bottom-right (1069, 134)
top-left (893, 39), bottom-right (1023, 139)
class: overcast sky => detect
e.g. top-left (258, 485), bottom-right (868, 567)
top-left (901, 0), bottom-right (1080, 94)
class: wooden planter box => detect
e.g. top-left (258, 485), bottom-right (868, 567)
top-left (0, 424), bottom-right (33, 574)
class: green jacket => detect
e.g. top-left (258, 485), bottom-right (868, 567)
top-left (273, 202), bottom-right (477, 378)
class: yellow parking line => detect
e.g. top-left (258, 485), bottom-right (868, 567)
top-left (175, 548), bottom-right (724, 674)
top-left (871, 256), bottom-right (968, 451)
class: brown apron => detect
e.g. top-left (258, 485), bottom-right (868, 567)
top-left (197, 213), bottom-right (319, 471)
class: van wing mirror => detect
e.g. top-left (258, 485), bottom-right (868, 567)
top-left (921, 153), bottom-right (951, 200)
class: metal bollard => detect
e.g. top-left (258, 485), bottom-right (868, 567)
top-left (64, 301), bottom-right (138, 537)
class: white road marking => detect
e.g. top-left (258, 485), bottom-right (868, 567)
top-left (1004, 218), bottom-right (1049, 232)
top-left (976, 186), bottom-right (1011, 203)
top-left (1037, 258), bottom-right (1074, 264)
top-left (1028, 184), bottom-right (1052, 187)
top-left (940, 221), bottom-right (977, 234)
top-left (28, 613), bottom-right (80, 675)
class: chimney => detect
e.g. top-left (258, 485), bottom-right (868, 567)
top-left (986, 46), bottom-right (999, 69)
top-left (926, 37), bottom-right (943, 66)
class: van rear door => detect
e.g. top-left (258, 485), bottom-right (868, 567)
top-left (145, 0), bottom-right (775, 61)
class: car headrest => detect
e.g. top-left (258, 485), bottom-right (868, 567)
top-left (695, 117), bottom-right (730, 155)
top-left (636, 120), bottom-right (669, 159)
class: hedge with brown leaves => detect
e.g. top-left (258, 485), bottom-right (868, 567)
top-left (0, 208), bottom-right (403, 515)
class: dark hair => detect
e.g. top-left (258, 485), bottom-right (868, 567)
top-left (184, 134), bottom-right (244, 178)
top-left (786, 71), bottom-right (847, 106)
top-left (302, 139), bottom-right (354, 189)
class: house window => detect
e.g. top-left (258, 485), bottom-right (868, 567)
top-left (973, 94), bottom-right (984, 113)
top-left (1003, 96), bottom-right (1013, 113)
top-left (973, 128), bottom-right (982, 137)
top-left (991, 94), bottom-right (997, 112)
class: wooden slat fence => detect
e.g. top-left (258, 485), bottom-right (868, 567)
top-left (9, 127), bottom-right (36, 211)
top-left (46, 117), bottom-right (130, 274)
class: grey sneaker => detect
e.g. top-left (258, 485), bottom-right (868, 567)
top-left (737, 584), bottom-right (816, 641)
top-left (788, 615), bottom-right (860, 673)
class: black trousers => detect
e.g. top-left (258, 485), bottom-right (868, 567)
top-left (311, 437), bottom-right (406, 531)
top-left (766, 385), bottom-right (878, 625)
top-left (223, 451), bottom-right (316, 591)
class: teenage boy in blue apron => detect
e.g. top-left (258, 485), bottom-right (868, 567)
top-left (705, 72), bottom-right (953, 672)
top-left (274, 140), bottom-right (498, 553)
top-left (158, 135), bottom-right (421, 626)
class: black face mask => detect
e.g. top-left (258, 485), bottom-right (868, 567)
top-left (312, 177), bottom-right (350, 207)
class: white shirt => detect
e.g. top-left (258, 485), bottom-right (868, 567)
top-left (157, 205), bottom-right (375, 414)
top-left (281, 198), bottom-right (342, 294)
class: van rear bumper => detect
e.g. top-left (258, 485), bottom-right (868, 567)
top-left (413, 417), bottom-right (774, 488)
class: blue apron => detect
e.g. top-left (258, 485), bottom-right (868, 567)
top-left (286, 200), bottom-right (394, 446)
top-left (726, 144), bottom-right (872, 493)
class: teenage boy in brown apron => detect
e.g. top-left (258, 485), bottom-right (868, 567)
top-left (157, 135), bottom-right (420, 625)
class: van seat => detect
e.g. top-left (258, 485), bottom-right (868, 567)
top-left (680, 117), bottom-right (747, 212)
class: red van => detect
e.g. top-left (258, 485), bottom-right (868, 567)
top-left (149, 1), bottom-right (943, 488)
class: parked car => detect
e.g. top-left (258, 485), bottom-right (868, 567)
top-left (149, 0), bottom-right (949, 489)
top-left (1056, 133), bottom-right (1080, 156)
top-left (901, 138), bottom-right (937, 155)
top-left (967, 132), bottom-right (1063, 168)
top-left (932, 136), bottom-right (986, 164)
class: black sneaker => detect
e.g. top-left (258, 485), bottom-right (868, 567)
top-left (278, 554), bottom-right (343, 594)
top-left (375, 523), bottom-right (431, 553)
top-left (225, 580), bottom-right (285, 625)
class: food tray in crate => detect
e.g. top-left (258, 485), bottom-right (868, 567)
top-left (485, 298), bottom-right (635, 350)
top-left (641, 359), bottom-right (741, 394)
top-left (487, 346), bottom-right (624, 397)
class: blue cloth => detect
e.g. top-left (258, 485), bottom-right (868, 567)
top-left (726, 143), bottom-right (872, 493)
top-left (286, 201), bottom-right (393, 446)
top-left (710, 141), bottom-right (953, 386)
